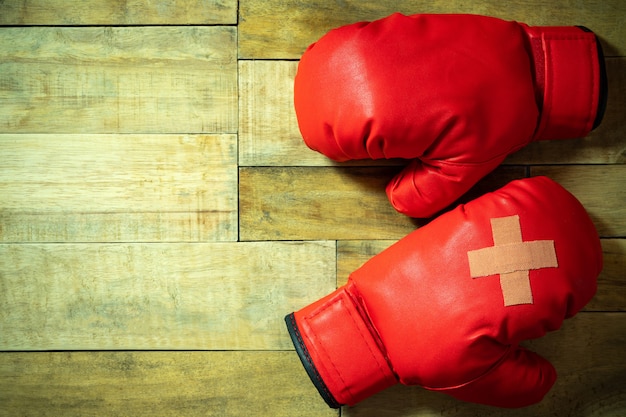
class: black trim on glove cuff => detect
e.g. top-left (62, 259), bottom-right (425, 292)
top-left (580, 27), bottom-right (608, 131)
top-left (285, 313), bottom-right (342, 409)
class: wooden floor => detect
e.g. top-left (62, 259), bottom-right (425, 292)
top-left (1, 1), bottom-right (625, 416)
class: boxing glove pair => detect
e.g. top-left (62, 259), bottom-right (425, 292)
top-left (286, 13), bottom-right (606, 408)
top-left (294, 13), bottom-right (607, 218)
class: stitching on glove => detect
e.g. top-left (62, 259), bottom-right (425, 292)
top-left (341, 293), bottom-right (396, 384)
top-left (306, 297), bottom-right (358, 402)
top-left (538, 34), bottom-right (597, 138)
top-left (550, 34), bottom-right (597, 132)
top-left (307, 292), bottom-right (393, 404)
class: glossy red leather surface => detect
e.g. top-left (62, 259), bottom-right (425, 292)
top-left (294, 13), bottom-right (603, 217)
top-left (290, 176), bottom-right (602, 407)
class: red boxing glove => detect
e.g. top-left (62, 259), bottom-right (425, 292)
top-left (285, 176), bottom-right (602, 408)
top-left (294, 13), bottom-right (607, 217)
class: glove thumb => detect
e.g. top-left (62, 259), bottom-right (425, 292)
top-left (386, 158), bottom-right (504, 218)
top-left (441, 346), bottom-right (557, 408)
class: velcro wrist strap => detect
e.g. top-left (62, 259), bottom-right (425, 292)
top-left (525, 25), bottom-right (603, 140)
top-left (286, 285), bottom-right (396, 407)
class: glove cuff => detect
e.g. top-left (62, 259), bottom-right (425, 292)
top-left (525, 25), bottom-right (608, 140)
top-left (285, 285), bottom-right (397, 407)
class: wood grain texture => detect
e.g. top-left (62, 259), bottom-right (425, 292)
top-left (239, 0), bottom-right (626, 59)
top-left (239, 60), bottom-right (330, 167)
top-left (0, 0), bottom-right (237, 25)
top-left (337, 240), bottom-right (396, 285)
top-left (239, 166), bottom-right (527, 241)
top-left (531, 165), bottom-right (626, 237)
top-left (337, 239), bottom-right (626, 312)
top-left (0, 241), bottom-right (335, 350)
top-left (342, 313), bottom-right (626, 416)
top-left (595, 239), bottom-right (626, 312)
top-left (0, 351), bottom-right (337, 417)
top-left (0, 212), bottom-right (236, 243)
top-left (239, 166), bottom-right (421, 241)
top-left (0, 27), bottom-right (237, 133)
top-left (0, 134), bottom-right (238, 242)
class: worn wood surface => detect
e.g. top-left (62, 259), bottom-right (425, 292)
top-left (238, 60), bottom-right (328, 167)
top-left (1, 0), bottom-right (625, 415)
top-left (0, 134), bottom-right (238, 242)
top-left (240, 165), bottom-right (625, 240)
top-left (0, 315), bottom-right (622, 417)
top-left (0, 0), bottom-right (238, 25)
top-left (239, 0), bottom-right (626, 58)
top-left (239, 166), bottom-right (425, 240)
top-left (0, 351), bottom-right (337, 417)
top-left (240, 166), bottom-right (541, 240)
top-left (0, 27), bottom-right (237, 133)
top-left (0, 241), bottom-right (335, 350)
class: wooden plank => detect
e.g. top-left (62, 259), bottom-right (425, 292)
top-left (337, 239), bottom-right (626, 312)
top-left (239, 0), bottom-right (625, 59)
top-left (239, 166), bottom-right (421, 241)
top-left (0, 212), bottom-right (236, 243)
top-left (239, 58), bottom-right (625, 166)
top-left (507, 58), bottom-right (626, 165)
top-left (341, 313), bottom-right (626, 417)
top-left (0, 134), bottom-right (238, 242)
top-left (0, 27), bottom-right (237, 134)
top-left (0, 351), bottom-right (337, 417)
top-left (239, 166), bottom-right (526, 241)
top-left (1, 316), bottom-right (621, 417)
top-left (337, 240), bottom-right (396, 286)
top-left (595, 239), bottom-right (626, 311)
top-left (0, 0), bottom-right (237, 25)
top-left (531, 165), bottom-right (626, 237)
top-left (239, 60), bottom-right (331, 167)
top-left (0, 241), bottom-right (336, 350)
